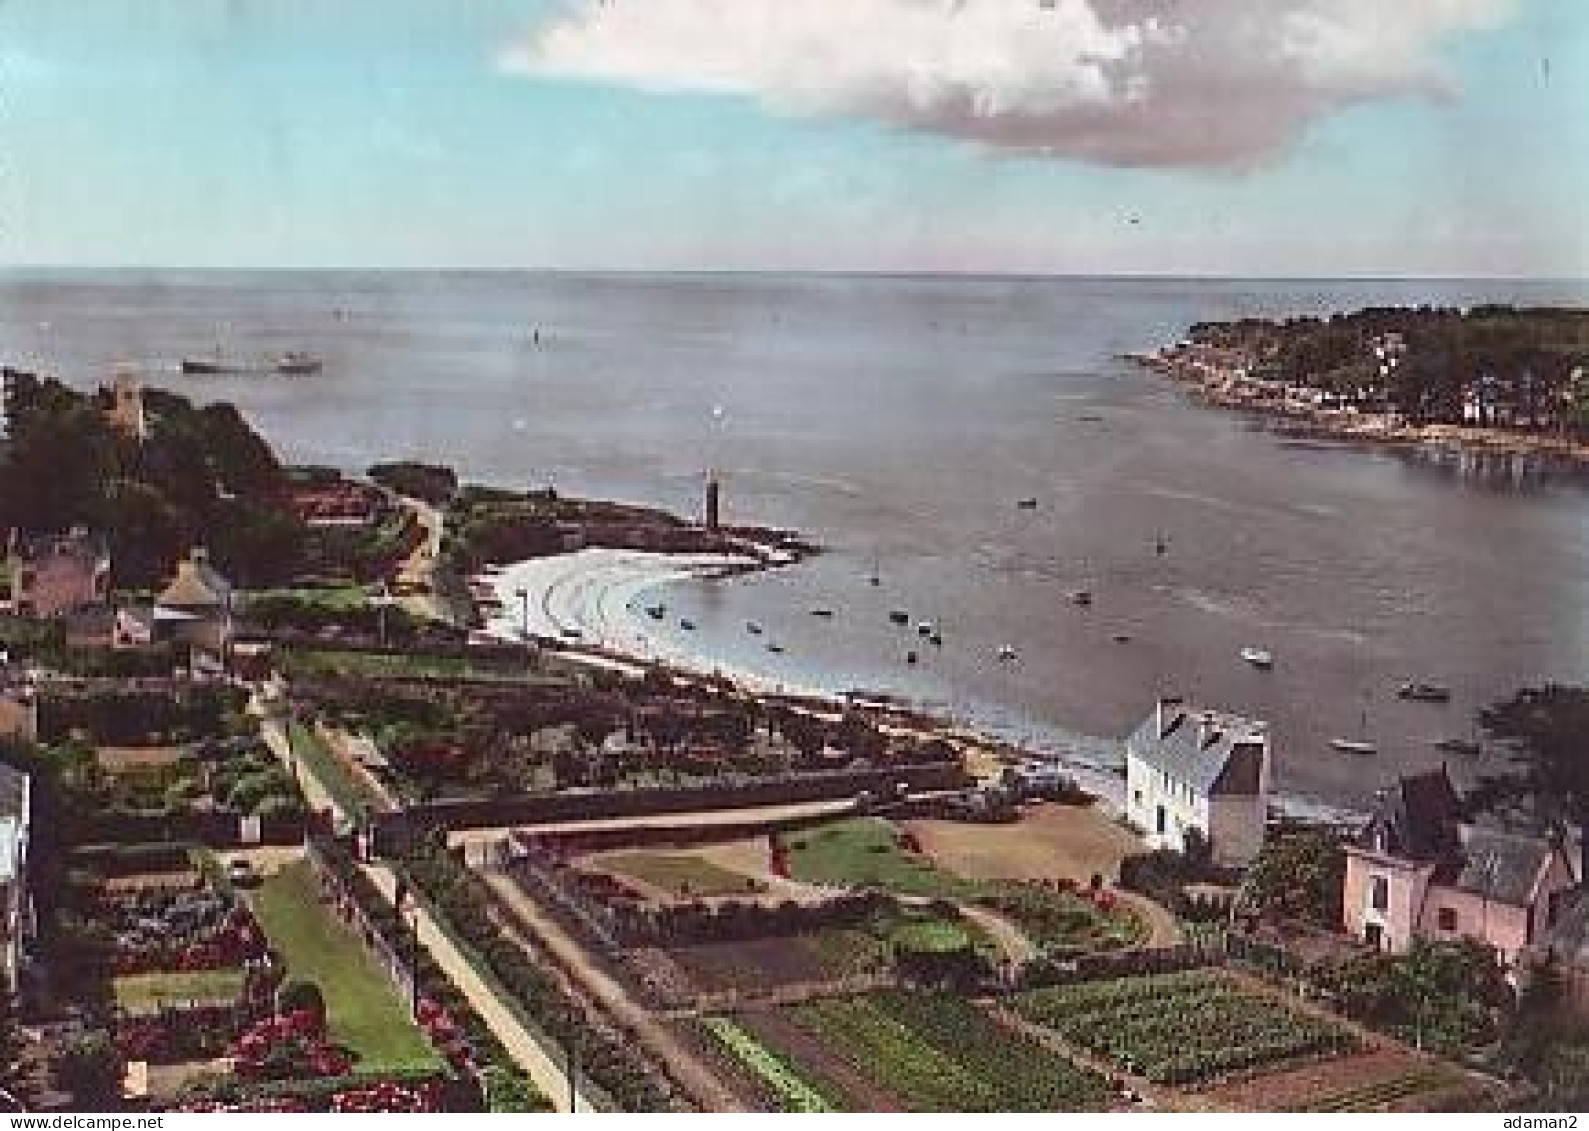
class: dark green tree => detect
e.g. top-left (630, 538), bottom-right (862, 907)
top-left (1472, 685), bottom-right (1589, 878)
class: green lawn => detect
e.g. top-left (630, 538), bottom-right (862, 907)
top-left (785, 818), bottom-right (967, 898)
top-left (248, 860), bottom-right (440, 1073)
top-left (786, 818), bottom-right (1142, 953)
top-left (113, 968), bottom-right (248, 1013)
top-left (601, 851), bottom-right (766, 898)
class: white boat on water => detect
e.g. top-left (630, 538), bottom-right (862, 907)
top-left (997, 645), bottom-right (1018, 662)
top-left (1330, 738), bottom-right (1377, 756)
top-left (1240, 647), bottom-right (1274, 669)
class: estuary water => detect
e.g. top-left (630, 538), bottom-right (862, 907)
top-left (4, 269), bottom-right (1588, 811)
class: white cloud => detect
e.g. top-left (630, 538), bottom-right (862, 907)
top-left (500, 0), bottom-right (1516, 168)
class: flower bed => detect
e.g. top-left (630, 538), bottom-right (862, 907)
top-left (1011, 969), bottom-right (1360, 1086)
top-left (173, 1068), bottom-right (457, 1113)
top-left (115, 1002), bottom-right (253, 1064)
top-left (96, 886), bottom-right (266, 975)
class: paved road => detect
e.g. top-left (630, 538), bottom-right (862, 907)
top-left (481, 868), bottom-right (748, 1113)
top-left (362, 862), bottom-right (600, 1112)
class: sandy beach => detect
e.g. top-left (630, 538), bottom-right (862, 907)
top-left (470, 547), bottom-right (1358, 824)
top-left (474, 548), bottom-right (833, 702)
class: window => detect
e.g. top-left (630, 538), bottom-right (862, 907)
top-left (1437, 907), bottom-right (1458, 932)
top-left (1369, 875), bottom-right (1389, 912)
top-left (1132, 789), bottom-right (1143, 805)
top-left (1155, 805), bottom-right (1167, 835)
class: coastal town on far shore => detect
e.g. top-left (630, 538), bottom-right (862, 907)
top-left (0, 300), bottom-right (1587, 1115)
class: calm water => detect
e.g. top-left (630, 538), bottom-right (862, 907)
top-left (4, 269), bottom-right (1589, 811)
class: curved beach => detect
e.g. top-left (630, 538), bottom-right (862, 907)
top-left (474, 548), bottom-right (830, 701)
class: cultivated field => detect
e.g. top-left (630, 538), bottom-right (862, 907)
top-left (733, 992), bottom-right (1113, 1112)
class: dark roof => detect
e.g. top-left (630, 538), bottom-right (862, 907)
top-left (1126, 702), bottom-right (1267, 795)
top-left (1366, 766), bottom-right (1462, 860)
top-left (8, 526), bottom-right (109, 564)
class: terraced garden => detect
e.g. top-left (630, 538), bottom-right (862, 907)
top-left (783, 818), bottom-right (1141, 953)
top-left (1011, 968), bottom-right (1359, 1086)
top-left (758, 991), bottom-right (1111, 1111)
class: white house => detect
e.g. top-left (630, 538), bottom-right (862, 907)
top-left (0, 762), bottom-right (32, 992)
top-left (1125, 698), bottom-right (1271, 867)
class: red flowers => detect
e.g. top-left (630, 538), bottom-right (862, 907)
top-left (329, 1080), bottom-right (441, 1113)
top-left (230, 1008), bottom-right (355, 1082)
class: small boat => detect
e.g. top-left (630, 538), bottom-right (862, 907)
top-left (917, 621), bottom-right (935, 637)
top-left (1240, 647), bottom-right (1274, 670)
top-left (1330, 739), bottom-right (1377, 756)
top-left (997, 645), bottom-right (1018, 662)
top-left (1071, 591), bottom-right (1093, 607)
top-left (1397, 681), bottom-right (1451, 703)
top-left (889, 610), bottom-right (910, 626)
top-left (1433, 737), bottom-right (1480, 757)
top-left (746, 621), bottom-right (763, 635)
top-left (810, 608), bottom-right (834, 618)
top-left (273, 351), bottom-right (323, 375)
top-left (1112, 633), bottom-right (1132, 643)
top-left (928, 632), bottom-right (943, 647)
top-left (180, 354), bottom-right (243, 375)
top-left (679, 618), bottom-right (696, 631)
top-left (1017, 498), bottom-right (1039, 510)
top-left (645, 604), bottom-right (666, 620)
top-left (905, 651), bottom-right (919, 665)
top-left (767, 643), bottom-right (784, 654)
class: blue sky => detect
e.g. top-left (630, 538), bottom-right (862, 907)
top-left (1, 0), bottom-right (1584, 276)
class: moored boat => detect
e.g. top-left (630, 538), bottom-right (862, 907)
top-left (889, 610), bottom-right (910, 626)
top-left (1397, 681), bottom-right (1451, 703)
top-left (1240, 647), bottom-right (1274, 670)
top-left (274, 351), bottom-right (323, 375)
top-left (1330, 738), bottom-right (1377, 756)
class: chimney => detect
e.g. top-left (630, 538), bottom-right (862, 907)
top-left (1155, 696), bottom-right (1184, 739)
top-left (704, 473), bottom-right (721, 532)
top-left (1198, 712), bottom-right (1220, 749)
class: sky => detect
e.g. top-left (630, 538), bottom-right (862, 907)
top-left (0, 0), bottom-right (1585, 277)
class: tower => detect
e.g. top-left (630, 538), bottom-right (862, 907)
top-left (704, 471), bottom-right (721, 532)
top-left (107, 364), bottom-right (147, 443)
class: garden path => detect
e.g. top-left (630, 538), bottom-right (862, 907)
top-left (480, 867), bottom-right (749, 1112)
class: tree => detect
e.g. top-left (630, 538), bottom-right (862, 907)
top-left (1473, 685), bottom-right (1589, 878)
top-left (1238, 827), bottom-right (1345, 928)
top-left (57, 1029), bottom-right (125, 1106)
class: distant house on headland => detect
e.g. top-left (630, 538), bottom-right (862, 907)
top-left (1341, 766), bottom-right (1578, 975)
top-left (103, 364), bottom-right (148, 443)
top-left (154, 546), bottom-right (235, 666)
top-left (1124, 697), bottom-right (1271, 867)
top-left (4, 527), bottom-right (111, 618)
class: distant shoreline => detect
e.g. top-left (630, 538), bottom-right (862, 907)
top-left (1127, 344), bottom-right (1589, 471)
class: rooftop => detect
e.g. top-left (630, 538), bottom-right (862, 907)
top-left (1127, 699), bottom-right (1267, 795)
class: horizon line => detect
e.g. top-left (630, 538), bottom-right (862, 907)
top-left (2, 263), bottom-right (1587, 286)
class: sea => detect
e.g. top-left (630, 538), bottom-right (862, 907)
top-left (4, 268), bottom-right (1588, 814)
